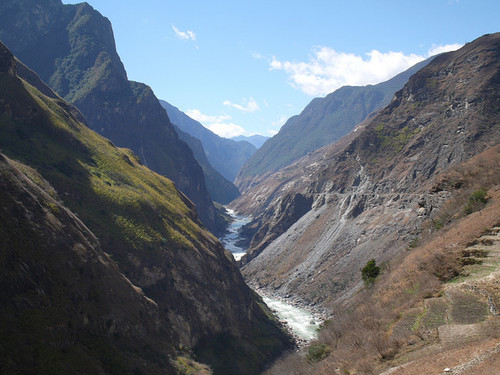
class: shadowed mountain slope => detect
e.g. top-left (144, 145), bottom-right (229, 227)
top-left (0, 41), bottom-right (293, 374)
top-left (173, 124), bottom-right (240, 204)
top-left (0, 0), bottom-right (224, 234)
top-left (161, 100), bottom-right (257, 182)
top-left (0, 151), bottom-right (178, 375)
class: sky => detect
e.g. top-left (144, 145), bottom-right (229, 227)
top-left (62, 0), bottom-right (500, 138)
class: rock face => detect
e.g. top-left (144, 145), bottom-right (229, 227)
top-left (0, 42), bottom-right (293, 374)
top-left (161, 100), bottom-right (257, 182)
top-left (236, 57), bottom-right (434, 193)
top-left (0, 0), bottom-right (224, 234)
top-left (235, 33), bottom-right (500, 309)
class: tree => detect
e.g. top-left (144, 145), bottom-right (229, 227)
top-left (362, 259), bottom-right (380, 285)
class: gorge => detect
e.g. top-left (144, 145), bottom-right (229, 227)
top-left (0, 1), bottom-right (499, 374)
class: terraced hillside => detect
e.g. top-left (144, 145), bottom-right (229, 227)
top-left (380, 226), bottom-right (500, 375)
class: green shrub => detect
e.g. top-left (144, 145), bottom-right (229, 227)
top-left (361, 259), bottom-right (380, 285)
top-left (306, 343), bottom-right (331, 363)
top-left (464, 188), bottom-right (488, 214)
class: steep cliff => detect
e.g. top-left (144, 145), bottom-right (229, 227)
top-left (0, 152), bottom-right (178, 374)
top-left (0, 42), bottom-right (292, 374)
top-left (236, 33), bottom-right (500, 309)
top-left (0, 0), bottom-right (224, 234)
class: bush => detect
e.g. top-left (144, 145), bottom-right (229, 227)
top-left (464, 188), bottom-right (488, 214)
top-left (306, 343), bottom-right (331, 363)
top-left (362, 259), bottom-right (380, 285)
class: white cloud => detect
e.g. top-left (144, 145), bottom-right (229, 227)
top-left (172, 24), bottom-right (196, 41)
top-left (223, 97), bottom-right (260, 112)
top-left (186, 109), bottom-right (246, 138)
top-left (267, 129), bottom-right (278, 136)
top-left (186, 109), bottom-right (230, 124)
top-left (270, 43), bottom-right (463, 97)
top-left (206, 122), bottom-right (246, 138)
top-left (428, 43), bottom-right (462, 56)
top-left (252, 52), bottom-right (265, 60)
top-left (272, 115), bottom-right (288, 128)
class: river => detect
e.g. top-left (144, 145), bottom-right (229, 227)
top-left (219, 208), bottom-right (250, 261)
top-left (220, 208), bottom-right (320, 342)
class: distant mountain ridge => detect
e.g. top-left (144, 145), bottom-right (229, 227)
top-left (232, 134), bottom-right (269, 149)
top-left (236, 57), bottom-right (435, 191)
top-left (0, 0), bottom-right (225, 234)
top-left (161, 100), bottom-right (257, 182)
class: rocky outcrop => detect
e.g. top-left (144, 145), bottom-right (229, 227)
top-left (239, 192), bottom-right (313, 265)
top-left (237, 33), bottom-right (500, 309)
top-left (0, 0), bottom-right (225, 234)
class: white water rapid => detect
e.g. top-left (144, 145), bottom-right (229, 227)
top-left (219, 208), bottom-right (250, 261)
top-left (262, 296), bottom-right (320, 342)
top-left (220, 208), bottom-right (321, 342)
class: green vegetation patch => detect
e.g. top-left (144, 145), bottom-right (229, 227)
top-left (306, 343), bottom-right (331, 363)
top-left (362, 259), bottom-right (381, 285)
top-left (0, 73), bottom-right (208, 271)
top-left (377, 125), bottom-right (420, 154)
top-left (174, 356), bottom-right (212, 375)
top-left (464, 188), bottom-right (488, 215)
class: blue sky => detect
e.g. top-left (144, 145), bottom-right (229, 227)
top-left (63, 0), bottom-right (500, 138)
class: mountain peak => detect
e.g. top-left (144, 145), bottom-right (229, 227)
top-left (0, 41), bottom-right (15, 75)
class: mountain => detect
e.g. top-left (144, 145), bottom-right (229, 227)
top-left (160, 100), bottom-right (257, 182)
top-left (232, 33), bottom-right (500, 312)
top-left (173, 124), bottom-right (240, 204)
top-left (232, 134), bottom-right (269, 149)
top-left (0, 41), bottom-right (293, 374)
top-left (235, 57), bottom-right (434, 193)
top-left (0, 0), bottom-right (224, 234)
top-left (0, 151), bottom-right (179, 375)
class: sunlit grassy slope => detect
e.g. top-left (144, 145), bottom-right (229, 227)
top-left (0, 60), bottom-right (210, 259)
